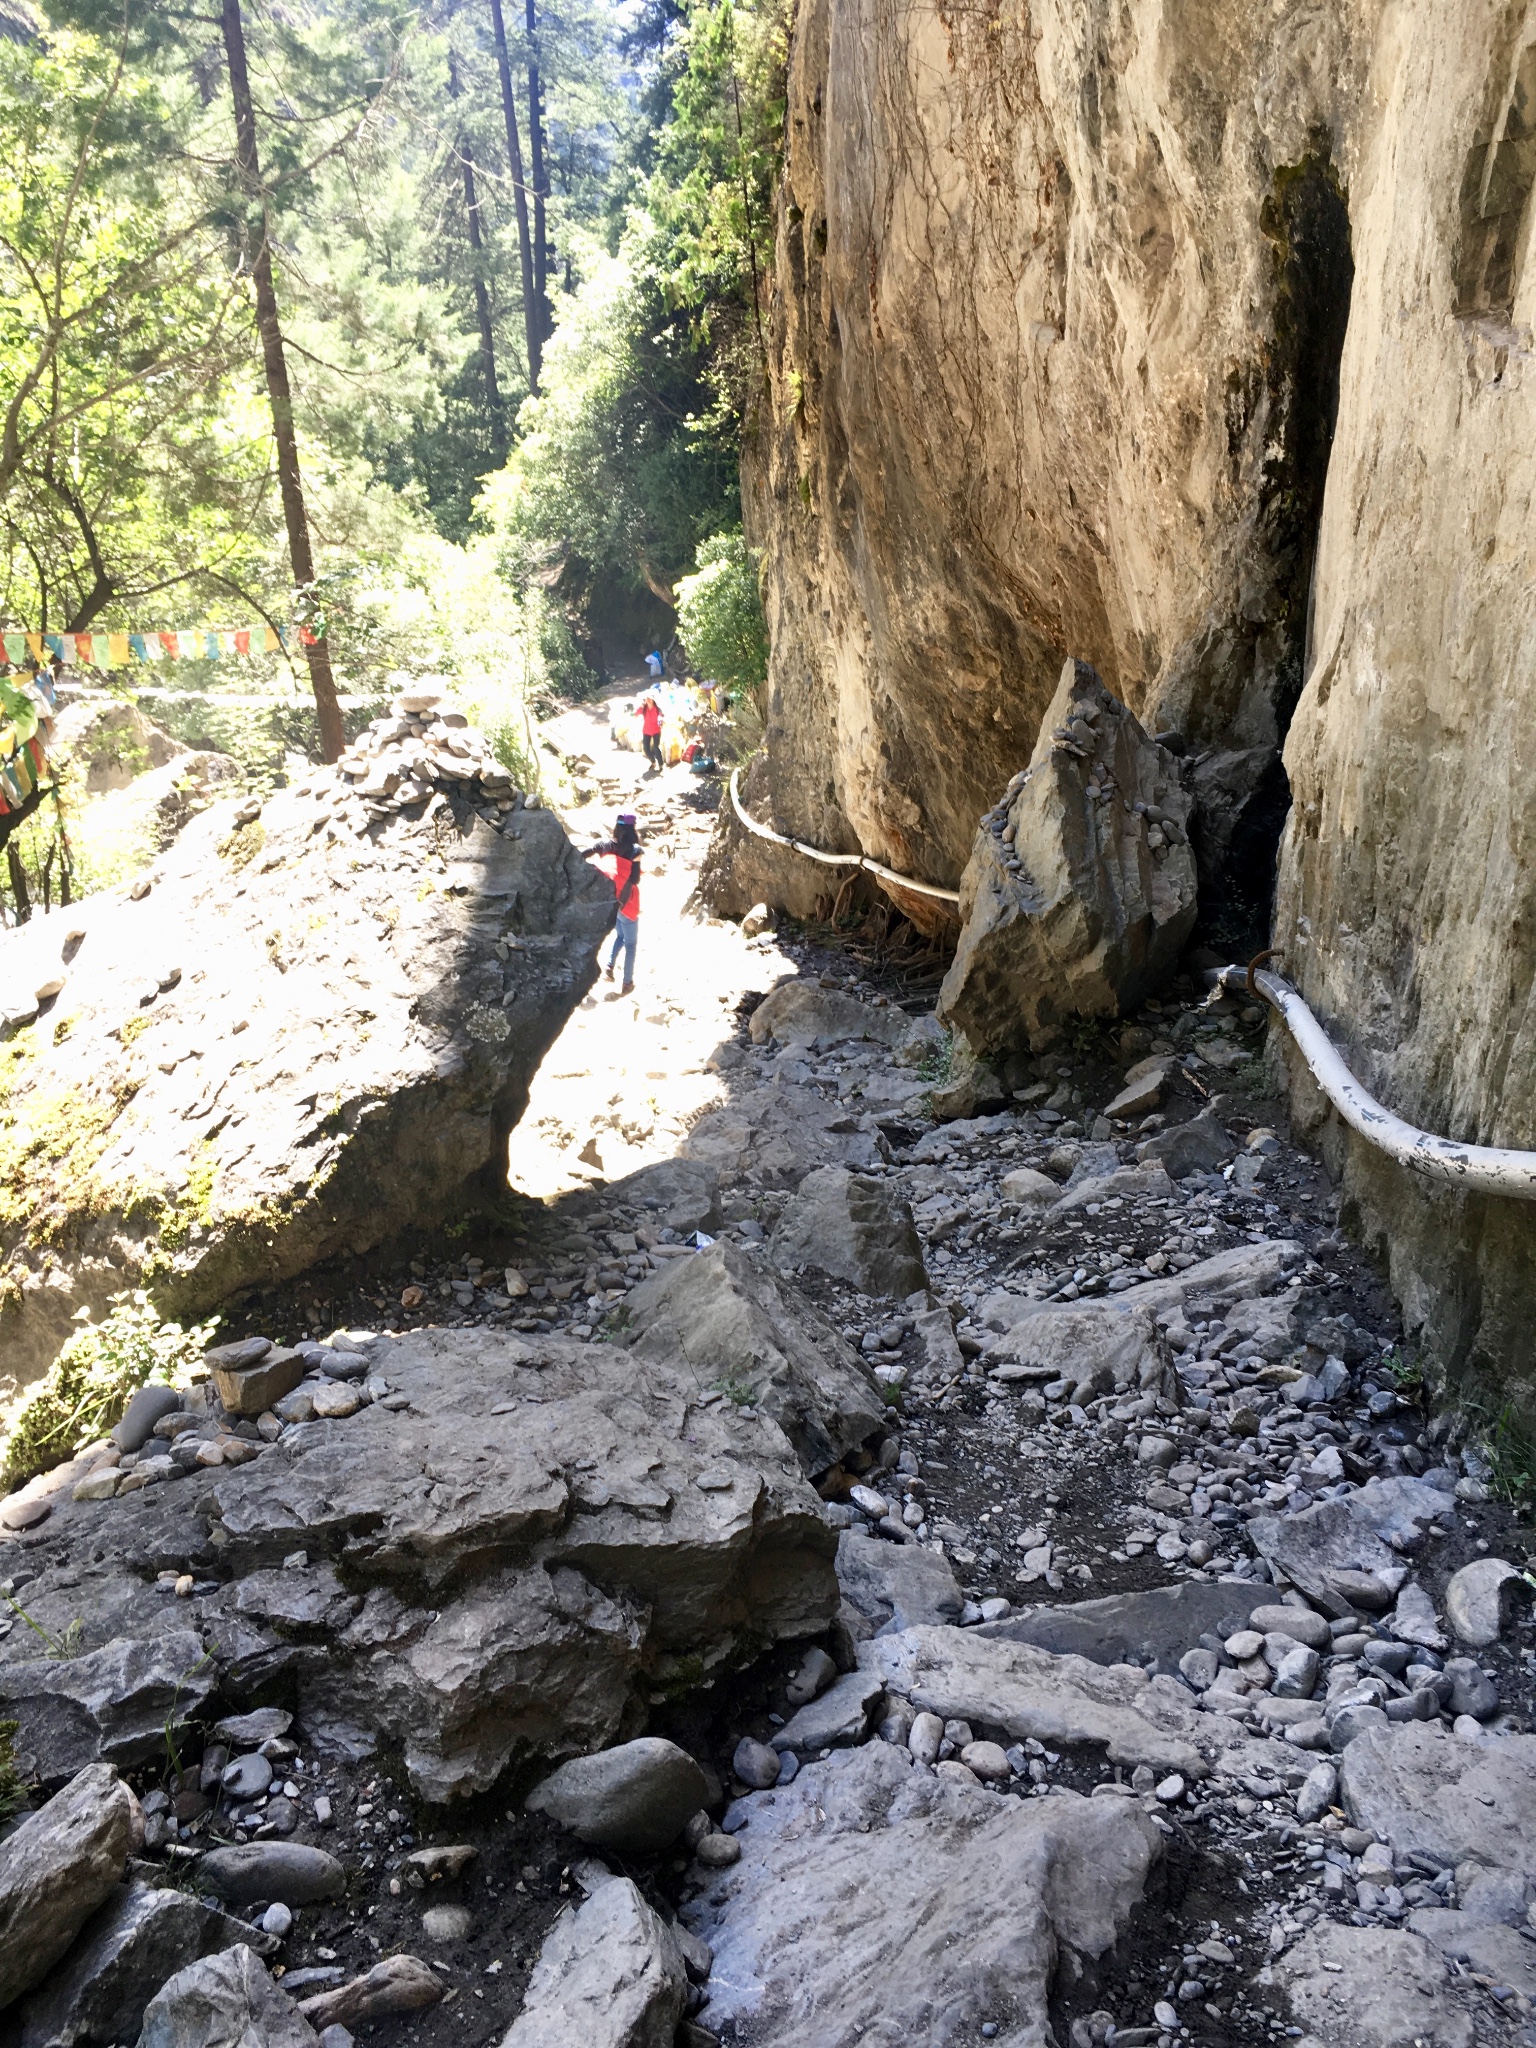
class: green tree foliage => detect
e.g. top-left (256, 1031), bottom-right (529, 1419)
top-left (674, 527), bottom-right (765, 690)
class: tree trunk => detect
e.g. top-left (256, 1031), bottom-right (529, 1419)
top-left (487, 0), bottom-right (540, 394)
top-left (448, 54), bottom-right (504, 453)
top-left (220, 0), bottom-right (345, 762)
top-left (526, 0), bottom-right (549, 357)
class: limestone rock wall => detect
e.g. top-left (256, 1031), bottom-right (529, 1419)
top-left (1273, 3), bottom-right (1536, 1410)
top-left (736, 0), bottom-right (1367, 908)
top-left (734, 0), bottom-right (1536, 1398)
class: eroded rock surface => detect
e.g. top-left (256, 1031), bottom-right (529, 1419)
top-left (0, 712), bottom-right (611, 1385)
top-left (684, 1741), bottom-right (1161, 2047)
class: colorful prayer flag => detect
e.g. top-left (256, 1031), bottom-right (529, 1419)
top-left (108, 633), bottom-right (129, 666)
top-left (44, 634), bottom-right (63, 659)
top-left (2, 632), bottom-right (22, 664)
top-left (25, 634), bottom-right (42, 661)
top-left (158, 632), bottom-right (179, 659)
top-left (234, 628), bottom-right (251, 655)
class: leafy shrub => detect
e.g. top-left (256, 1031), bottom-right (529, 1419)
top-left (674, 529), bottom-right (768, 694)
top-left (1, 1291), bottom-right (217, 1488)
top-left (0, 1718), bottom-right (26, 1817)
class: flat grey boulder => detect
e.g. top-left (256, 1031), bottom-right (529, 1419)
top-left (748, 980), bottom-right (907, 1049)
top-left (684, 1741), bottom-right (1160, 2045)
top-left (978, 1239), bottom-right (1303, 1339)
top-left (835, 1527), bottom-right (964, 1638)
top-left (503, 1875), bottom-right (687, 2048)
top-left (770, 1670), bottom-right (884, 1753)
top-left (1263, 1923), bottom-right (1473, 2048)
top-left (1249, 1481), bottom-right (1452, 1614)
top-left (0, 749), bottom-right (612, 1389)
top-left (769, 1166), bottom-right (927, 1298)
top-left (1339, 1722), bottom-right (1536, 1880)
top-left (1405, 1910), bottom-right (1536, 1997)
top-left (625, 1240), bottom-right (883, 1477)
top-left (858, 1624), bottom-right (1289, 1779)
top-left (195, 1844), bottom-right (346, 1909)
top-left (0, 1631), bottom-right (217, 1782)
top-left (15, 1882), bottom-right (274, 2048)
top-left (937, 659), bottom-right (1197, 1057)
top-left (138, 1944), bottom-right (317, 2048)
top-left (0, 1763), bottom-right (138, 2011)
top-left (524, 1738), bottom-right (709, 1854)
top-left (982, 1581), bottom-right (1269, 1676)
top-left (1444, 1557), bottom-right (1524, 1648)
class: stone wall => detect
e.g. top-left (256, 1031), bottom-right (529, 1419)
top-left (727, 0), bottom-right (1536, 1400)
top-left (1273, 0), bottom-right (1536, 1417)
top-left (733, 0), bottom-right (1372, 919)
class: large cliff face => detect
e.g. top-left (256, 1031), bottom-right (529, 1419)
top-left (743, 0), bottom-right (1366, 932)
top-left (1275, 7), bottom-right (1536, 1412)
top-left (735, 0), bottom-right (1536, 1400)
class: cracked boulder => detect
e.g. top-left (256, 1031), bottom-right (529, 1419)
top-left (937, 659), bottom-right (1197, 1057)
top-left (506, 1875), bottom-right (687, 2048)
top-left (0, 1763), bottom-right (140, 2012)
top-left (684, 1740), bottom-right (1160, 2046)
top-left (0, 729), bottom-right (612, 1387)
top-left (0, 1632), bottom-right (216, 1781)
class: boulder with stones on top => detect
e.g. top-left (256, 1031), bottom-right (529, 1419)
top-left (770, 1670), bottom-right (885, 1754)
top-left (14, 1882), bottom-right (276, 2048)
top-left (1261, 1922), bottom-right (1473, 2048)
top-left (0, 1763), bottom-right (140, 2012)
top-left (684, 1740), bottom-right (1161, 2047)
top-left (982, 1581), bottom-right (1270, 1676)
top-left (768, 1166), bottom-right (928, 1298)
top-left (977, 1238), bottom-right (1304, 1340)
top-left (503, 1876), bottom-right (687, 2048)
top-left (748, 980), bottom-right (908, 1049)
top-left (0, 757), bottom-right (612, 1389)
top-left (137, 1944), bottom-right (317, 2048)
top-left (1406, 1911), bottom-right (1536, 1998)
top-left (624, 1240), bottom-right (884, 1477)
top-left (524, 1738), bottom-right (710, 1855)
top-left (858, 1625), bottom-right (1288, 1780)
top-left (936, 659), bottom-right (1197, 1058)
top-left (0, 1631), bottom-right (216, 1781)
top-left (189, 1322), bottom-right (842, 1802)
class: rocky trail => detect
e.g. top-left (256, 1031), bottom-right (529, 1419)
top-left (4, 704), bottom-right (1536, 2048)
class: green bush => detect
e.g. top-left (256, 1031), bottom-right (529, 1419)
top-left (0, 1718), bottom-right (26, 1817)
top-left (1, 1292), bottom-right (217, 1488)
top-left (675, 529), bottom-right (768, 694)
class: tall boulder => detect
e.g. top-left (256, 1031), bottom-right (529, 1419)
top-left (937, 660), bottom-right (1196, 1055)
top-left (0, 707), bottom-right (612, 1385)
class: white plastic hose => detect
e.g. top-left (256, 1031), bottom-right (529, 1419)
top-left (1223, 962), bottom-right (1536, 1201)
top-left (729, 767), bottom-right (961, 905)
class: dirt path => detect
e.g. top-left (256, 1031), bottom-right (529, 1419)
top-left (504, 687), bottom-right (793, 1199)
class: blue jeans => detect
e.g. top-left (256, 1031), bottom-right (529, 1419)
top-left (607, 914), bottom-right (638, 985)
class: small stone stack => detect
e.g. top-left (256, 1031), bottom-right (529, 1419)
top-left (318, 689), bottom-right (531, 835)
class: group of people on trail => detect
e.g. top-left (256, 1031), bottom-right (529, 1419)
top-left (586, 811), bottom-right (641, 994)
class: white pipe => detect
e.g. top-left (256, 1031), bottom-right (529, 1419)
top-left (1224, 963), bottom-right (1536, 1202)
top-left (728, 767), bottom-right (961, 905)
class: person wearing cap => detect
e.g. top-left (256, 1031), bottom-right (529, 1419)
top-left (585, 811), bottom-right (642, 992)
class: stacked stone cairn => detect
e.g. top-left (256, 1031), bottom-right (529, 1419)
top-left (318, 687), bottom-right (531, 835)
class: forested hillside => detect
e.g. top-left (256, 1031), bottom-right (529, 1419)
top-left (0, 0), bottom-right (775, 901)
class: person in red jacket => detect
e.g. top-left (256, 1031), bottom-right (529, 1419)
top-left (637, 690), bottom-right (664, 772)
top-left (587, 811), bottom-right (641, 992)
